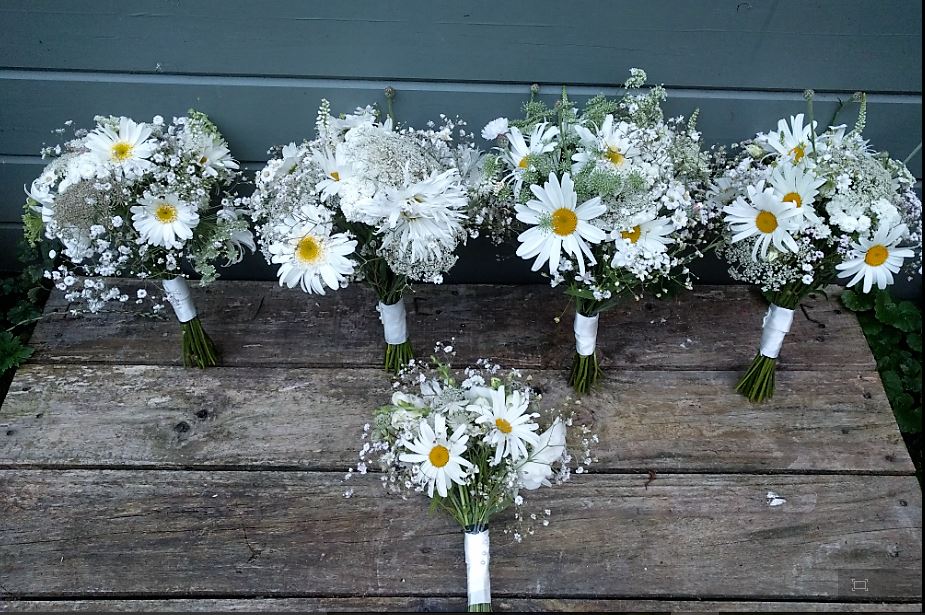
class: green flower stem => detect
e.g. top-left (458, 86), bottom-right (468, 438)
top-left (735, 352), bottom-right (777, 402)
top-left (567, 351), bottom-right (602, 394)
top-left (468, 602), bottom-right (492, 612)
top-left (179, 317), bottom-right (218, 369)
top-left (383, 340), bottom-right (414, 374)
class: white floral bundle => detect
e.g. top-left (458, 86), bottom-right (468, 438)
top-left (350, 344), bottom-right (596, 611)
top-left (708, 93), bottom-right (922, 401)
top-left (24, 111), bottom-right (254, 368)
top-left (249, 101), bottom-right (484, 372)
top-left (477, 70), bottom-right (717, 392)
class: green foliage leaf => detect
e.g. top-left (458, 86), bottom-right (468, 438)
top-left (0, 331), bottom-right (33, 376)
top-left (908, 333), bottom-right (923, 354)
top-left (874, 292), bottom-right (921, 333)
top-left (840, 288), bottom-right (875, 312)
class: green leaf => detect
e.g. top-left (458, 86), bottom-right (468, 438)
top-left (874, 292), bottom-right (921, 333)
top-left (881, 370), bottom-right (904, 400)
top-left (892, 397), bottom-right (922, 434)
top-left (0, 331), bottom-right (33, 375)
top-left (908, 333), bottom-right (923, 354)
top-left (841, 288), bottom-right (875, 312)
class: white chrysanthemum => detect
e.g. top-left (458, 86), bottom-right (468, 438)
top-left (399, 413), bottom-right (473, 498)
top-left (470, 386), bottom-right (540, 465)
top-left (504, 123), bottom-right (559, 195)
top-left (269, 221), bottom-right (357, 294)
top-left (723, 186), bottom-right (801, 260)
top-left (481, 117), bottom-right (509, 140)
top-left (571, 114), bottom-right (640, 174)
top-left (379, 168), bottom-right (468, 262)
top-left (85, 117), bottom-right (157, 175)
top-left (517, 419), bottom-right (567, 490)
top-left (769, 163), bottom-right (825, 222)
top-left (313, 146), bottom-right (352, 201)
top-left (515, 172), bottom-right (606, 275)
top-left (194, 136), bottom-right (239, 178)
top-left (612, 216), bottom-right (675, 262)
top-left (760, 113), bottom-right (815, 164)
top-left (836, 223), bottom-right (915, 293)
top-left (130, 193), bottom-right (199, 248)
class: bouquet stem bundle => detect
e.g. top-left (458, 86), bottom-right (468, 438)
top-left (736, 285), bottom-right (803, 402)
top-left (464, 526), bottom-right (492, 612)
top-left (163, 277), bottom-right (218, 369)
top-left (567, 350), bottom-right (602, 395)
top-left (366, 259), bottom-right (414, 373)
top-left (566, 300), bottom-right (605, 394)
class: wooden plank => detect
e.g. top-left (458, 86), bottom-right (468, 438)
top-left (0, 75), bottom-right (920, 177)
top-left (2, 598), bottom-right (921, 612)
top-left (28, 282), bottom-right (875, 371)
top-left (0, 365), bottom-right (912, 474)
top-left (0, 471), bottom-right (920, 600)
top-left (0, 1), bottom-right (920, 93)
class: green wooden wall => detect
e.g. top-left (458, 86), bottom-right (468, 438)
top-left (1, 1), bottom-right (921, 285)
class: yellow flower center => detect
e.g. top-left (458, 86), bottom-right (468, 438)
top-left (864, 244), bottom-right (889, 267)
top-left (198, 155), bottom-right (209, 165)
top-left (295, 235), bottom-right (323, 264)
top-left (330, 171), bottom-right (340, 182)
top-left (154, 203), bottom-right (178, 224)
top-left (755, 211), bottom-right (778, 234)
top-left (110, 141), bottom-right (134, 162)
top-left (550, 208), bottom-right (578, 236)
top-left (606, 147), bottom-right (625, 166)
top-left (429, 445), bottom-right (450, 468)
top-left (782, 192), bottom-right (803, 208)
top-left (517, 156), bottom-right (529, 169)
top-left (495, 418), bottom-right (513, 434)
top-left (789, 144), bottom-right (806, 163)
top-left (620, 225), bottom-right (642, 244)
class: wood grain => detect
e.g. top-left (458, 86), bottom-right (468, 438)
top-left (28, 282), bottom-right (875, 371)
top-left (0, 471), bottom-right (920, 600)
top-left (2, 598), bottom-right (921, 612)
top-left (0, 365), bottom-right (912, 474)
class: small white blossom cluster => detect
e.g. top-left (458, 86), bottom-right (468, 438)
top-left (349, 342), bottom-right (596, 534)
top-left (25, 112), bottom-right (254, 312)
top-left (708, 101), bottom-right (922, 296)
top-left (248, 101), bottom-right (485, 295)
top-left (476, 70), bottom-right (716, 306)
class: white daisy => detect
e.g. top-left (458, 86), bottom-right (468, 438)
top-left (517, 419), bottom-right (567, 491)
top-left (470, 386), bottom-right (540, 465)
top-left (130, 193), bottom-right (199, 248)
top-left (612, 215), bottom-right (675, 253)
top-left (571, 114), bottom-right (640, 174)
top-left (481, 117), bottom-right (509, 141)
top-left (85, 117), bottom-right (157, 175)
top-left (836, 223), bottom-right (915, 293)
top-left (760, 113), bottom-right (815, 164)
top-left (515, 172), bottom-right (606, 275)
top-left (504, 123), bottom-right (559, 195)
top-left (379, 168), bottom-right (468, 262)
top-left (399, 413), bottom-right (473, 498)
top-left (269, 220), bottom-right (357, 295)
top-left (194, 137), bottom-right (239, 178)
top-left (723, 186), bottom-right (801, 260)
top-left (313, 146), bottom-right (352, 201)
top-left (769, 163), bottom-right (825, 221)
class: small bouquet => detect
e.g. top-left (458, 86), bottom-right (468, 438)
top-left (708, 93), bottom-right (922, 402)
top-left (351, 344), bottom-right (596, 611)
top-left (249, 101), bottom-right (483, 372)
top-left (477, 70), bottom-right (715, 392)
top-left (24, 112), bottom-right (254, 367)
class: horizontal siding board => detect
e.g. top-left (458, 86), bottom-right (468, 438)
top-left (0, 0), bottom-right (920, 92)
top-left (0, 74), bottom-right (921, 176)
top-left (0, 223), bottom-right (24, 272)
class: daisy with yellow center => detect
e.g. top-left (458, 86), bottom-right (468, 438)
top-left (611, 215), bottom-right (676, 267)
top-left (723, 185), bottom-right (801, 260)
top-left (769, 163), bottom-right (826, 221)
top-left (571, 114), bottom-right (640, 174)
top-left (269, 216), bottom-right (358, 295)
top-left (313, 147), bottom-right (353, 201)
top-left (503, 123), bottom-right (559, 196)
top-left (130, 193), bottom-right (199, 248)
top-left (194, 136), bottom-right (239, 178)
top-left (836, 223), bottom-right (915, 293)
top-left (514, 172), bottom-right (606, 275)
top-left (470, 385), bottom-right (540, 466)
top-left (85, 117), bottom-right (157, 175)
top-left (760, 113), bottom-right (816, 165)
top-left (399, 413), bottom-right (473, 498)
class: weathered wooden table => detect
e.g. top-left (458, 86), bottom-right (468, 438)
top-left (1, 282), bottom-right (921, 612)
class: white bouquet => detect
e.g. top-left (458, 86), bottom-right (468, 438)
top-left (249, 101), bottom-right (484, 372)
top-left (708, 92), bottom-right (922, 401)
top-left (24, 111), bottom-right (254, 367)
top-left (351, 344), bottom-right (596, 611)
top-left (477, 70), bottom-right (717, 392)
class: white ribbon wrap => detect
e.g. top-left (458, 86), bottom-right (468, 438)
top-left (162, 277), bottom-right (198, 323)
top-left (574, 313), bottom-right (600, 357)
top-left (759, 304), bottom-right (794, 359)
top-left (464, 530), bottom-right (491, 607)
top-left (377, 300), bottom-right (408, 345)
